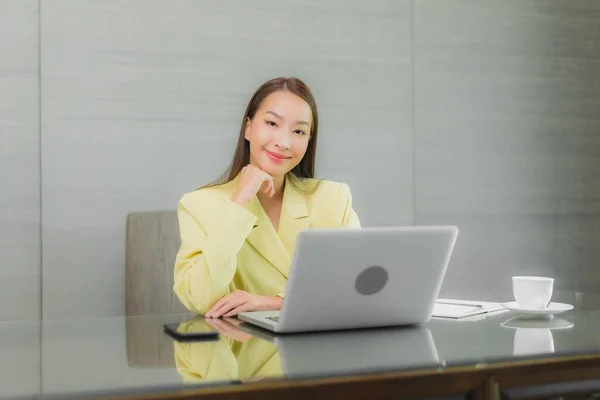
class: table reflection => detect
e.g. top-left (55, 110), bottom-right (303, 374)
top-left (171, 316), bottom-right (443, 384)
top-left (173, 317), bottom-right (281, 383)
top-left (500, 316), bottom-right (575, 356)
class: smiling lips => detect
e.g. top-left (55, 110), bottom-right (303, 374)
top-left (265, 149), bottom-right (290, 163)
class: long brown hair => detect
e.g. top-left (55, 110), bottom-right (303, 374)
top-left (204, 77), bottom-right (320, 192)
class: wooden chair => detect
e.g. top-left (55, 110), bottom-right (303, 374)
top-left (125, 210), bottom-right (190, 368)
top-left (125, 210), bottom-right (188, 316)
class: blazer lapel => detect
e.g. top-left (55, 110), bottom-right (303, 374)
top-left (244, 196), bottom-right (292, 278)
top-left (241, 175), bottom-right (312, 279)
top-left (278, 176), bottom-right (311, 257)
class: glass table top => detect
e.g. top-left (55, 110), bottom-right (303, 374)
top-left (1, 291), bottom-right (599, 399)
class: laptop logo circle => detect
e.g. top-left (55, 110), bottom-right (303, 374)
top-left (355, 266), bottom-right (388, 295)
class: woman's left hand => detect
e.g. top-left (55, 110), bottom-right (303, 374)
top-left (205, 290), bottom-right (282, 318)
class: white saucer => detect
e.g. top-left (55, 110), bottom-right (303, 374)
top-left (501, 316), bottom-right (574, 330)
top-left (501, 301), bottom-right (574, 316)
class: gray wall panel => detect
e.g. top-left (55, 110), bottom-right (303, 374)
top-left (0, 321), bottom-right (40, 398)
top-left (0, 0), bottom-right (40, 321)
top-left (414, 0), bottom-right (600, 300)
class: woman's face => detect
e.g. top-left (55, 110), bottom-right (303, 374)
top-left (245, 90), bottom-right (312, 178)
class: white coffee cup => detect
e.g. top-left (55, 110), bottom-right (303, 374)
top-left (512, 276), bottom-right (554, 310)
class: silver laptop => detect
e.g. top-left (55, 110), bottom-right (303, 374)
top-left (238, 226), bottom-right (459, 333)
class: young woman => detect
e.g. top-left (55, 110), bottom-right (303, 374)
top-left (173, 77), bottom-right (360, 318)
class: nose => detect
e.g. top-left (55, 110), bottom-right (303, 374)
top-left (274, 130), bottom-right (291, 150)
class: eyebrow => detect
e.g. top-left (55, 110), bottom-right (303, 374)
top-left (266, 110), bottom-right (310, 126)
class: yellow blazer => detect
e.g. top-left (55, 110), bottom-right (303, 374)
top-left (173, 174), bottom-right (361, 314)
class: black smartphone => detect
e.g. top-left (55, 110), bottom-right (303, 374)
top-left (163, 319), bottom-right (220, 342)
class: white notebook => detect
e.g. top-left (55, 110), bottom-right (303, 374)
top-left (433, 298), bottom-right (505, 319)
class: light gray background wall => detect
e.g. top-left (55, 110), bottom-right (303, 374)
top-left (0, 321), bottom-right (40, 399)
top-left (415, 1), bottom-right (600, 300)
top-left (0, 2), bottom-right (41, 395)
top-left (0, 0), bottom-right (40, 322)
top-left (0, 0), bottom-right (599, 322)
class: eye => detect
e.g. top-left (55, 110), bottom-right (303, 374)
top-left (265, 120), bottom-right (277, 127)
top-left (294, 129), bottom-right (307, 135)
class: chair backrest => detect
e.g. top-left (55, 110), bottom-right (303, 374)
top-left (125, 211), bottom-right (194, 368)
top-left (125, 211), bottom-right (188, 316)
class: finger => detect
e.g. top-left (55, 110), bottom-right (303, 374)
top-left (212, 297), bottom-right (246, 318)
top-left (219, 317), bottom-right (241, 328)
top-left (260, 177), bottom-right (274, 196)
top-left (209, 298), bottom-right (236, 318)
top-left (207, 293), bottom-right (237, 317)
top-left (206, 318), bottom-right (236, 334)
top-left (222, 317), bottom-right (244, 327)
top-left (261, 181), bottom-right (271, 194)
top-left (206, 295), bottom-right (231, 317)
top-left (212, 318), bottom-right (238, 332)
top-left (211, 320), bottom-right (242, 338)
top-left (223, 302), bottom-right (254, 317)
top-left (212, 302), bottom-right (243, 319)
top-left (210, 318), bottom-right (251, 341)
top-left (267, 177), bottom-right (275, 197)
top-left (208, 292), bottom-right (243, 317)
top-left (204, 317), bottom-right (229, 333)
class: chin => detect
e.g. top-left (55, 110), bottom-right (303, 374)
top-left (259, 159), bottom-right (292, 177)
top-left (261, 165), bottom-right (288, 178)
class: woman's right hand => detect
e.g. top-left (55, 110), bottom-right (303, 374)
top-left (231, 165), bottom-right (275, 205)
